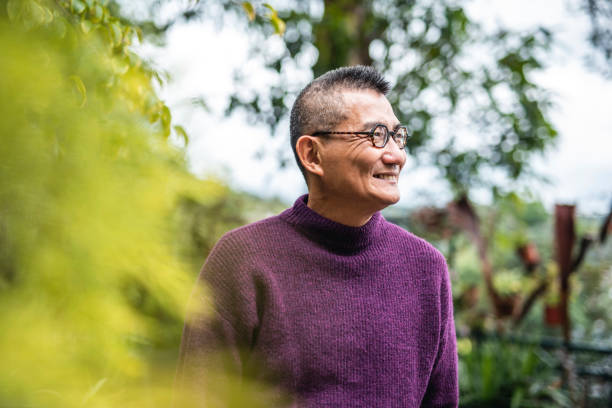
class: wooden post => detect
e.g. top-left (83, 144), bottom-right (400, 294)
top-left (554, 204), bottom-right (575, 342)
top-left (554, 204), bottom-right (576, 400)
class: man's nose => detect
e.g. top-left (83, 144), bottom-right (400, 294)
top-left (381, 139), bottom-right (406, 167)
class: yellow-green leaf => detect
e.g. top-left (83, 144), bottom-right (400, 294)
top-left (53, 16), bottom-right (67, 38)
top-left (262, 3), bottom-right (285, 35)
top-left (69, 75), bottom-right (87, 107)
top-left (92, 4), bottom-right (104, 23)
top-left (173, 125), bottom-right (189, 145)
top-left (242, 2), bottom-right (255, 22)
top-left (149, 111), bottom-right (160, 124)
top-left (161, 105), bottom-right (172, 138)
top-left (135, 27), bottom-right (143, 43)
top-left (80, 20), bottom-right (93, 34)
top-left (6, 0), bottom-right (21, 21)
top-left (126, 51), bottom-right (141, 68)
top-left (109, 22), bottom-right (122, 45)
top-left (270, 14), bottom-right (285, 35)
top-left (152, 71), bottom-right (164, 86)
top-left (123, 27), bottom-right (132, 46)
top-left (71, 0), bottom-right (86, 14)
top-left (39, 4), bottom-right (54, 25)
top-left (82, 378), bottom-right (107, 404)
top-left (19, 1), bottom-right (52, 28)
top-left (111, 57), bottom-right (129, 75)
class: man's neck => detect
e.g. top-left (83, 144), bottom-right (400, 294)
top-left (306, 193), bottom-right (375, 227)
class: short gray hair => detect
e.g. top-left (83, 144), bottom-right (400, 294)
top-left (289, 66), bottom-right (390, 180)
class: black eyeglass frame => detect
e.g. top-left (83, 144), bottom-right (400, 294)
top-left (311, 123), bottom-right (409, 149)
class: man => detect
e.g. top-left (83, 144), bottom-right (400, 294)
top-left (175, 66), bottom-right (458, 407)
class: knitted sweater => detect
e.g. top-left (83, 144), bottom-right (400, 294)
top-left (176, 195), bottom-right (458, 407)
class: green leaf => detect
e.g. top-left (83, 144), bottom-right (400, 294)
top-left (25, 0), bottom-right (51, 27)
top-left (173, 125), bottom-right (189, 145)
top-left (80, 20), bottom-right (93, 34)
top-left (6, 0), bottom-right (22, 21)
top-left (270, 14), bottom-right (286, 36)
top-left (242, 2), bottom-right (255, 22)
top-left (149, 110), bottom-right (160, 124)
top-left (126, 51), bottom-right (141, 68)
top-left (191, 96), bottom-right (210, 112)
top-left (71, 0), bottom-right (86, 15)
top-left (510, 387), bottom-right (524, 408)
top-left (109, 22), bottom-right (122, 45)
top-left (92, 4), bottom-right (104, 23)
top-left (262, 3), bottom-right (285, 35)
top-left (135, 27), bottom-right (143, 43)
top-left (69, 75), bottom-right (87, 107)
top-left (53, 16), bottom-right (68, 38)
top-left (161, 105), bottom-right (171, 138)
top-left (152, 71), bottom-right (164, 86)
top-left (38, 3), bottom-right (54, 25)
top-left (111, 57), bottom-right (129, 75)
top-left (82, 378), bottom-right (107, 404)
top-left (122, 27), bottom-right (132, 46)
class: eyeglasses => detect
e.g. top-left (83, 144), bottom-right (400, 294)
top-left (312, 124), bottom-right (409, 149)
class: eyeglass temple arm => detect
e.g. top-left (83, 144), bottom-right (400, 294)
top-left (312, 131), bottom-right (372, 136)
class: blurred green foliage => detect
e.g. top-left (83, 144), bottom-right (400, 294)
top-left (0, 1), bottom-right (287, 406)
top-left (458, 339), bottom-right (571, 407)
top-left (0, 9), bottom-right (186, 408)
top-left (571, 235), bottom-right (612, 342)
top-left (582, 0), bottom-right (612, 77)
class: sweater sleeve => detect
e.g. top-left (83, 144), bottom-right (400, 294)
top-left (173, 234), bottom-right (259, 407)
top-left (421, 255), bottom-right (459, 407)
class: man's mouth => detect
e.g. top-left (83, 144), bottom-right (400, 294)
top-left (373, 173), bottom-right (398, 181)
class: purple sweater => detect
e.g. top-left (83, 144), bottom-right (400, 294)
top-left (176, 195), bottom-right (458, 407)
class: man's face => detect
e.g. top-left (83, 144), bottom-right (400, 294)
top-left (317, 89), bottom-right (407, 212)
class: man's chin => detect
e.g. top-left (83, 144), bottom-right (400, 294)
top-left (373, 192), bottom-right (400, 209)
top-left (384, 196), bottom-right (400, 206)
top-left (384, 187), bottom-right (401, 203)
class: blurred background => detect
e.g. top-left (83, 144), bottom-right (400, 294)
top-left (0, 0), bottom-right (611, 407)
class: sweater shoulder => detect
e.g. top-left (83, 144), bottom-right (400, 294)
top-left (381, 220), bottom-right (450, 290)
top-left (198, 215), bottom-right (287, 297)
top-left (381, 219), bottom-right (447, 265)
top-left (206, 214), bottom-right (287, 265)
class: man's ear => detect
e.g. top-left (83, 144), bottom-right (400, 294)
top-left (296, 135), bottom-right (324, 178)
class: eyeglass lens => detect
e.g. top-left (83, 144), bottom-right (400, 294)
top-left (372, 125), bottom-right (407, 149)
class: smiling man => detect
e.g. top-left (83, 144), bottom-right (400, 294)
top-left (176, 66), bottom-right (458, 407)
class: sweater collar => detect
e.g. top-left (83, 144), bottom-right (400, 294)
top-left (280, 194), bottom-right (383, 252)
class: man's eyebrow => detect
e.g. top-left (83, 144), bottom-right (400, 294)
top-left (360, 121), bottom-right (401, 131)
top-left (360, 121), bottom-right (379, 131)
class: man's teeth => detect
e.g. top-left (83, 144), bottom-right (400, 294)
top-left (374, 174), bottom-right (396, 180)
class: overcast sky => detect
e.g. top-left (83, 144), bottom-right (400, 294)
top-left (139, 0), bottom-right (612, 216)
